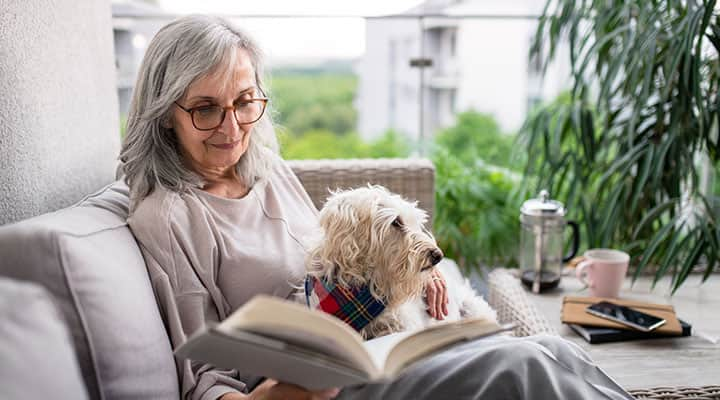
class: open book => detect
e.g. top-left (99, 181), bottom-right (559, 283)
top-left (175, 295), bottom-right (512, 390)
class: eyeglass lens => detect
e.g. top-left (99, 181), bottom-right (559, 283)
top-left (193, 101), bottom-right (264, 129)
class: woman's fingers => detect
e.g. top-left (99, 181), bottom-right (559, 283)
top-left (438, 271), bottom-right (449, 316)
top-left (432, 270), bottom-right (448, 318)
top-left (260, 383), bottom-right (340, 400)
top-left (442, 283), bottom-right (449, 316)
top-left (434, 277), bottom-right (445, 319)
top-left (425, 269), bottom-right (447, 320)
top-left (439, 281), bottom-right (448, 317)
top-left (314, 387), bottom-right (341, 400)
top-left (425, 280), bottom-right (438, 318)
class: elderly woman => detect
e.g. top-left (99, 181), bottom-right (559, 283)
top-left (121, 15), bottom-right (632, 400)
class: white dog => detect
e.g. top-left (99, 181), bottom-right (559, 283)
top-left (305, 185), bottom-right (496, 339)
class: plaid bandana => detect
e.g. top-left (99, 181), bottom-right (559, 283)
top-left (305, 275), bottom-right (386, 332)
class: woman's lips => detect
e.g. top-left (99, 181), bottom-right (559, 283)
top-left (209, 140), bottom-right (240, 150)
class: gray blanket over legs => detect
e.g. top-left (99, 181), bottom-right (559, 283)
top-left (337, 334), bottom-right (633, 400)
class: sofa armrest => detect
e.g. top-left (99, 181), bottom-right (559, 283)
top-left (287, 158), bottom-right (435, 225)
top-left (487, 268), bottom-right (558, 337)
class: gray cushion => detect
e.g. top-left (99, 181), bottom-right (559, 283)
top-left (0, 181), bottom-right (179, 399)
top-left (0, 277), bottom-right (89, 400)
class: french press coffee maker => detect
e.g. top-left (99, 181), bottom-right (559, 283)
top-left (519, 190), bottom-right (580, 293)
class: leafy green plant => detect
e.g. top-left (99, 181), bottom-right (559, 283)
top-left (119, 114), bottom-right (128, 140)
top-left (432, 147), bottom-right (526, 271)
top-left (270, 71), bottom-right (357, 135)
top-left (279, 129), bottom-right (411, 160)
top-left (525, 0), bottom-right (720, 292)
top-left (365, 130), bottom-right (412, 158)
top-left (434, 111), bottom-right (525, 171)
top-left (429, 111), bottom-right (527, 271)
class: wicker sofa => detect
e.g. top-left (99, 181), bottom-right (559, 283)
top-left (0, 158), bottom-right (716, 399)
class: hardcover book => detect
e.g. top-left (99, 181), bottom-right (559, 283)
top-left (561, 296), bottom-right (683, 335)
top-left (568, 319), bottom-right (692, 344)
top-left (175, 295), bottom-right (512, 390)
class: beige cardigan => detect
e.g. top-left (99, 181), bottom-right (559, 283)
top-left (128, 159), bottom-right (319, 400)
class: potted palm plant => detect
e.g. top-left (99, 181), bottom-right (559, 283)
top-left (522, 0), bottom-right (720, 293)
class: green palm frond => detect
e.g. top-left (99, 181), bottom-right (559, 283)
top-left (524, 0), bottom-right (720, 293)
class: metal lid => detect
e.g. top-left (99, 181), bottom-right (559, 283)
top-left (521, 190), bottom-right (566, 218)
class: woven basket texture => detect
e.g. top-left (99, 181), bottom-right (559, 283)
top-left (628, 386), bottom-right (720, 399)
top-left (486, 268), bottom-right (558, 337)
top-left (287, 158), bottom-right (435, 226)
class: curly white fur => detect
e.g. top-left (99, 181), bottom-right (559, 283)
top-left (306, 185), bottom-right (497, 339)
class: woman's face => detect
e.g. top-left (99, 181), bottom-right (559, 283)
top-left (171, 48), bottom-right (259, 180)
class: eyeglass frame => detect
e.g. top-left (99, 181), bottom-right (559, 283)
top-left (173, 91), bottom-right (269, 131)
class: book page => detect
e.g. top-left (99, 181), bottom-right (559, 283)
top-left (382, 318), bottom-right (512, 377)
top-left (239, 326), bottom-right (360, 370)
top-left (217, 295), bottom-right (378, 375)
top-left (362, 331), bottom-right (415, 375)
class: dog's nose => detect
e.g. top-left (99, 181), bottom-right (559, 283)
top-left (429, 249), bottom-right (443, 265)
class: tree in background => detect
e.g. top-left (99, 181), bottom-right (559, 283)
top-left (279, 129), bottom-right (410, 160)
top-left (434, 111), bottom-right (525, 171)
top-left (270, 67), bottom-right (411, 159)
top-left (432, 148), bottom-right (525, 270)
top-left (431, 111), bottom-right (526, 271)
top-left (270, 71), bottom-right (357, 136)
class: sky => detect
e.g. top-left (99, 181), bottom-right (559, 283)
top-left (156, 0), bottom-right (425, 61)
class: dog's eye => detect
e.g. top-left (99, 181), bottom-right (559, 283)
top-left (391, 217), bottom-right (403, 228)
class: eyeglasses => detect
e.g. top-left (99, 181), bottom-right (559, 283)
top-left (174, 94), bottom-right (269, 131)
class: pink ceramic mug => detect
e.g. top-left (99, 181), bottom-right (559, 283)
top-left (575, 249), bottom-right (629, 298)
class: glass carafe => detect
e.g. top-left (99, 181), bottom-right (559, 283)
top-left (519, 190), bottom-right (579, 293)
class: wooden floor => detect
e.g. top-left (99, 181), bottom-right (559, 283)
top-left (527, 272), bottom-right (720, 390)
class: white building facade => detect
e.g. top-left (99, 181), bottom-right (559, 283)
top-left (112, 0), bottom-right (167, 116)
top-left (356, 0), bottom-right (570, 141)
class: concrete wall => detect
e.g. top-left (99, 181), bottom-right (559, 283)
top-left (0, 0), bottom-right (120, 225)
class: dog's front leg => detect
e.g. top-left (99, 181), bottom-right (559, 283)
top-left (361, 311), bottom-right (406, 339)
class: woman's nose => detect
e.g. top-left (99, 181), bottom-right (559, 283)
top-left (219, 107), bottom-right (241, 135)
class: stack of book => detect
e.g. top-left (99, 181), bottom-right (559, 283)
top-left (561, 296), bottom-right (691, 344)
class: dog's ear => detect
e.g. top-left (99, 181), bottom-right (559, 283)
top-left (312, 191), bottom-right (374, 283)
top-left (319, 192), bottom-right (359, 232)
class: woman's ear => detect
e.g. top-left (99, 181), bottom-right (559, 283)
top-left (161, 116), bottom-right (173, 129)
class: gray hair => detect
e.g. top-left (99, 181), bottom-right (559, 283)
top-left (119, 15), bottom-right (278, 210)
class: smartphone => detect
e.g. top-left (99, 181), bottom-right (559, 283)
top-left (586, 301), bottom-right (666, 332)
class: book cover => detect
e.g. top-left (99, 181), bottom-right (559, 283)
top-left (561, 296), bottom-right (683, 335)
top-left (568, 319), bottom-right (692, 344)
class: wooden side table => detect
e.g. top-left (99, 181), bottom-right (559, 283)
top-left (525, 273), bottom-right (720, 390)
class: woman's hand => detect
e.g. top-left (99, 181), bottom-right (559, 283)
top-left (424, 268), bottom-right (449, 320)
top-left (232, 379), bottom-right (339, 400)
